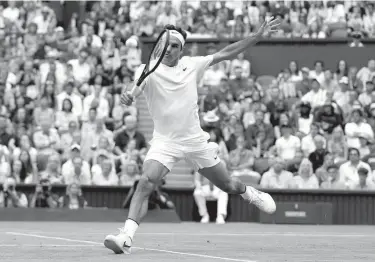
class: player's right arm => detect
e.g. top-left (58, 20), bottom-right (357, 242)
top-left (121, 65), bottom-right (148, 106)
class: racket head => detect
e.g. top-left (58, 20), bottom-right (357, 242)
top-left (136, 29), bottom-right (170, 86)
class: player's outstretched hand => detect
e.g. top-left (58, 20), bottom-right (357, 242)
top-left (120, 91), bottom-right (134, 106)
top-left (257, 16), bottom-right (281, 36)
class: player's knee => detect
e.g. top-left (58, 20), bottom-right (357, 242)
top-left (135, 176), bottom-right (155, 196)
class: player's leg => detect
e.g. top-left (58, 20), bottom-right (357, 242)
top-left (104, 160), bottom-right (169, 254)
top-left (199, 161), bottom-right (276, 214)
top-left (188, 142), bottom-right (276, 214)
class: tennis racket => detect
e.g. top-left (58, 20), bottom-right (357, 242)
top-left (130, 29), bottom-right (170, 96)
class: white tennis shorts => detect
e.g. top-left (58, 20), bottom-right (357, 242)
top-left (144, 140), bottom-right (221, 171)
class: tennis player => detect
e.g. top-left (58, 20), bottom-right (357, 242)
top-left (104, 19), bottom-right (280, 254)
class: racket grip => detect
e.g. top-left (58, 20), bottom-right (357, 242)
top-left (129, 81), bottom-right (145, 97)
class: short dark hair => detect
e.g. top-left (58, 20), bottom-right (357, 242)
top-left (164, 24), bottom-right (187, 41)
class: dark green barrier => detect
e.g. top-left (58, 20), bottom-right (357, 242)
top-left (7, 184), bottom-right (375, 225)
top-left (140, 38), bottom-right (375, 76)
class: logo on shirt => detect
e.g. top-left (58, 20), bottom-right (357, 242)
top-left (183, 67), bottom-right (187, 71)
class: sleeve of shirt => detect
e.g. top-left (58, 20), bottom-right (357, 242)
top-left (189, 55), bottom-right (214, 81)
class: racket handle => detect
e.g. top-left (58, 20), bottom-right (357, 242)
top-left (129, 81), bottom-right (146, 97)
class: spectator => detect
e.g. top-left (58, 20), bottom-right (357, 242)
top-left (289, 158), bottom-right (319, 189)
top-left (308, 135), bottom-right (328, 172)
top-left (320, 164), bottom-right (346, 189)
top-left (33, 96), bottom-right (55, 128)
top-left (29, 178), bottom-right (58, 208)
top-left (227, 135), bottom-right (260, 183)
top-left (59, 183), bottom-right (87, 209)
top-left (353, 167), bottom-right (375, 190)
top-left (327, 126), bottom-right (348, 164)
top-left (193, 172), bottom-right (228, 224)
top-left (301, 122), bottom-right (320, 157)
top-left (40, 153), bottom-right (63, 184)
top-left (275, 124), bottom-right (301, 163)
top-left (260, 158), bottom-right (293, 189)
top-left (345, 109), bottom-right (374, 149)
top-left (0, 177), bottom-right (28, 208)
top-left (314, 103), bottom-right (342, 134)
top-left (309, 61), bottom-right (325, 85)
top-left (114, 115), bottom-right (147, 156)
top-left (56, 82), bottom-right (83, 118)
top-left (55, 98), bottom-right (79, 132)
top-left (92, 158), bottom-right (118, 186)
top-left (301, 79), bottom-right (327, 109)
top-left (339, 147), bottom-right (372, 189)
top-left (119, 160), bottom-right (140, 186)
top-left (15, 150), bottom-right (34, 183)
top-left (245, 110), bottom-right (274, 155)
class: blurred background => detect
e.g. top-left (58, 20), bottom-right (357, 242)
top-left (0, 0), bottom-right (375, 224)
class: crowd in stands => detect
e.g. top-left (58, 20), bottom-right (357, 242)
top-left (0, 0), bottom-right (375, 211)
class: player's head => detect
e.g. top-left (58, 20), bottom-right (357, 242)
top-left (162, 24), bottom-right (187, 66)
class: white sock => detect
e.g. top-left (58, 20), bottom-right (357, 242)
top-left (123, 219), bottom-right (139, 239)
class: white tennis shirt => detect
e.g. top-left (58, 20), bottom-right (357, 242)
top-left (134, 55), bottom-right (213, 145)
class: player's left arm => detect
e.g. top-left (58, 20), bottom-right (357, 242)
top-left (210, 17), bottom-right (280, 66)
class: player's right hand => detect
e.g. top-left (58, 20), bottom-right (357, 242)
top-left (120, 91), bottom-right (134, 106)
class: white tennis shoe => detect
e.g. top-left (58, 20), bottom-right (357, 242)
top-left (245, 186), bottom-right (276, 214)
top-left (104, 228), bottom-right (132, 254)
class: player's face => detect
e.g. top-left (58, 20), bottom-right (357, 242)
top-left (162, 37), bottom-right (183, 66)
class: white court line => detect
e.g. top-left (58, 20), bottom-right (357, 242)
top-left (0, 244), bottom-right (98, 247)
top-left (6, 232), bottom-right (256, 262)
top-left (13, 231), bottom-right (375, 238)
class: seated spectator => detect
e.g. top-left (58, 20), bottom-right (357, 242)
top-left (275, 124), bottom-right (301, 164)
top-left (60, 121), bottom-right (80, 161)
top-left (339, 147), bottom-right (372, 189)
top-left (301, 122), bottom-right (320, 157)
top-left (358, 81), bottom-right (374, 107)
top-left (55, 98), bottom-right (79, 132)
top-left (119, 160), bottom-right (140, 186)
top-left (260, 158), bottom-right (294, 189)
top-left (40, 154), bottom-right (63, 184)
top-left (345, 109), bottom-right (374, 149)
top-left (227, 136), bottom-right (260, 183)
top-left (228, 53), bottom-right (250, 79)
top-left (308, 135), bottom-right (328, 172)
top-left (33, 116), bottom-right (61, 170)
top-left (193, 173), bottom-right (228, 224)
top-left (92, 158), bottom-right (119, 186)
top-left (353, 167), bottom-right (375, 190)
top-left (245, 110), bottom-right (275, 154)
top-left (14, 150), bottom-right (35, 183)
top-left (301, 79), bottom-right (327, 109)
top-left (81, 117), bottom-right (113, 161)
top-left (314, 103), bottom-right (342, 134)
top-left (82, 83), bottom-right (110, 120)
top-left (62, 144), bottom-right (91, 185)
top-left (293, 102), bottom-right (313, 136)
top-left (289, 158), bottom-right (319, 189)
top-left (320, 164), bottom-right (347, 189)
top-left (358, 134), bottom-right (372, 159)
top-left (0, 177), bottom-right (28, 208)
top-left (29, 178), bottom-right (59, 208)
top-left (327, 126), bottom-right (348, 164)
top-left (59, 183), bottom-right (87, 209)
top-left (33, 96), bottom-right (55, 128)
top-left (114, 115), bottom-right (146, 156)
